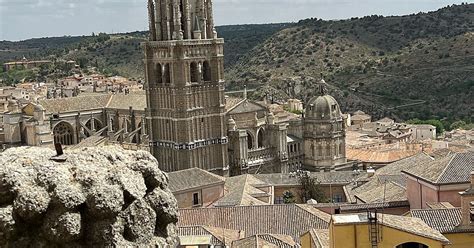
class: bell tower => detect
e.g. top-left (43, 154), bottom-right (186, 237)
top-left (144, 0), bottom-right (229, 175)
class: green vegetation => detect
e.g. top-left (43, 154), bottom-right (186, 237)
top-left (0, 68), bottom-right (37, 85)
top-left (282, 191), bottom-right (296, 204)
top-left (0, 4), bottom-right (472, 122)
top-left (299, 172), bottom-right (327, 203)
top-left (226, 3), bottom-right (474, 122)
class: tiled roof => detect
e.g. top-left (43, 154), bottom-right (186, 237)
top-left (347, 148), bottom-right (419, 164)
top-left (339, 201), bottom-right (410, 211)
top-left (106, 93), bottom-right (147, 110)
top-left (354, 180), bottom-right (407, 203)
top-left (38, 94), bottom-right (111, 113)
top-left (167, 167), bottom-right (225, 193)
top-left (308, 229), bottom-right (329, 248)
top-left (375, 152), bottom-right (433, 174)
top-left (213, 174), bottom-right (270, 207)
top-left (178, 226), bottom-right (243, 246)
top-left (349, 153), bottom-right (434, 203)
top-left (410, 208), bottom-right (462, 233)
top-left (233, 234), bottom-right (297, 248)
top-left (225, 97), bottom-right (245, 111)
top-left (332, 213), bottom-right (450, 243)
top-left (38, 93), bottom-right (148, 114)
top-left (403, 152), bottom-right (474, 185)
top-left (178, 204), bottom-right (331, 242)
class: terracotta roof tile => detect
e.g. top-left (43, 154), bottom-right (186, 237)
top-left (411, 208), bottom-right (463, 233)
top-left (233, 234), bottom-right (297, 248)
top-left (178, 204), bottom-right (330, 242)
top-left (403, 152), bottom-right (474, 184)
top-left (168, 167), bottom-right (225, 193)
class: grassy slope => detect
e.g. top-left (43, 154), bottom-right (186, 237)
top-left (225, 4), bottom-right (474, 121)
top-left (0, 24), bottom-right (289, 79)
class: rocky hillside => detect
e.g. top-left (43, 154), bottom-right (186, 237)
top-left (1, 4), bottom-right (472, 122)
top-left (0, 24), bottom-right (289, 80)
top-left (226, 3), bottom-right (474, 121)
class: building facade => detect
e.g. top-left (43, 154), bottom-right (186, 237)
top-left (144, 0), bottom-right (229, 175)
top-left (303, 81), bottom-right (347, 172)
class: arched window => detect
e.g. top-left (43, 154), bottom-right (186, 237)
top-left (202, 61), bottom-right (211, 81)
top-left (156, 63), bottom-right (163, 84)
top-left (164, 64), bottom-right (171, 84)
top-left (247, 132), bottom-right (254, 150)
top-left (190, 62), bottom-right (199, 83)
top-left (396, 242), bottom-right (428, 248)
top-left (85, 118), bottom-right (103, 137)
top-left (53, 122), bottom-right (75, 146)
top-left (257, 128), bottom-right (265, 148)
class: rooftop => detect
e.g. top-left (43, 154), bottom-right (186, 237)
top-left (232, 234), bottom-right (297, 248)
top-left (213, 174), bottom-right (270, 207)
top-left (37, 93), bottom-right (148, 114)
top-left (178, 204), bottom-right (331, 242)
top-left (332, 213), bottom-right (450, 243)
top-left (410, 208), bottom-right (464, 233)
top-left (167, 167), bottom-right (226, 193)
top-left (178, 225), bottom-right (243, 246)
top-left (403, 151), bottom-right (474, 185)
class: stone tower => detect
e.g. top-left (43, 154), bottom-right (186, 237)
top-left (303, 80), bottom-right (347, 171)
top-left (144, 0), bottom-right (228, 175)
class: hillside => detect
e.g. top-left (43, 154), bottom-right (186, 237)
top-left (1, 4), bottom-right (473, 122)
top-left (226, 3), bottom-right (474, 122)
top-left (0, 24), bottom-right (290, 80)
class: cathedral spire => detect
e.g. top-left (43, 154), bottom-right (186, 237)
top-left (148, 0), bottom-right (157, 41)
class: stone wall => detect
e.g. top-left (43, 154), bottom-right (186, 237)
top-left (0, 146), bottom-right (178, 247)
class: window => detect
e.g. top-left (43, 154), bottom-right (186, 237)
top-left (274, 196), bottom-right (284, 204)
top-left (333, 194), bottom-right (343, 203)
top-left (192, 192), bottom-right (200, 206)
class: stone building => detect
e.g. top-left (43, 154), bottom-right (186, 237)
top-left (303, 81), bottom-right (347, 172)
top-left (1, 0), bottom-right (350, 176)
top-left (144, 0), bottom-right (229, 175)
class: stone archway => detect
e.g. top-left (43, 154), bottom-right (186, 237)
top-left (53, 122), bottom-right (75, 146)
top-left (396, 242), bottom-right (428, 248)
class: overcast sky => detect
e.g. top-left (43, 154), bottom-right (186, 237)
top-left (0, 0), bottom-right (468, 41)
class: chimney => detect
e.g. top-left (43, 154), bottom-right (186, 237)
top-left (459, 171), bottom-right (474, 226)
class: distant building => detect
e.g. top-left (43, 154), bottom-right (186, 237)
top-left (350, 110), bottom-right (371, 128)
top-left (3, 57), bottom-right (51, 72)
top-left (409, 124), bottom-right (437, 140)
top-left (286, 98), bottom-right (303, 112)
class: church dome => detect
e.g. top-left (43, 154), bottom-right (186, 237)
top-left (305, 79), bottom-right (342, 120)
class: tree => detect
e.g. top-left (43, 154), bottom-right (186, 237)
top-left (298, 171), bottom-right (327, 203)
top-left (282, 191), bottom-right (296, 204)
top-left (450, 120), bottom-right (467, 130)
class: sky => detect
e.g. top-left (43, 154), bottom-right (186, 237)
top-left (0, 0), bottom-right (469, 41)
